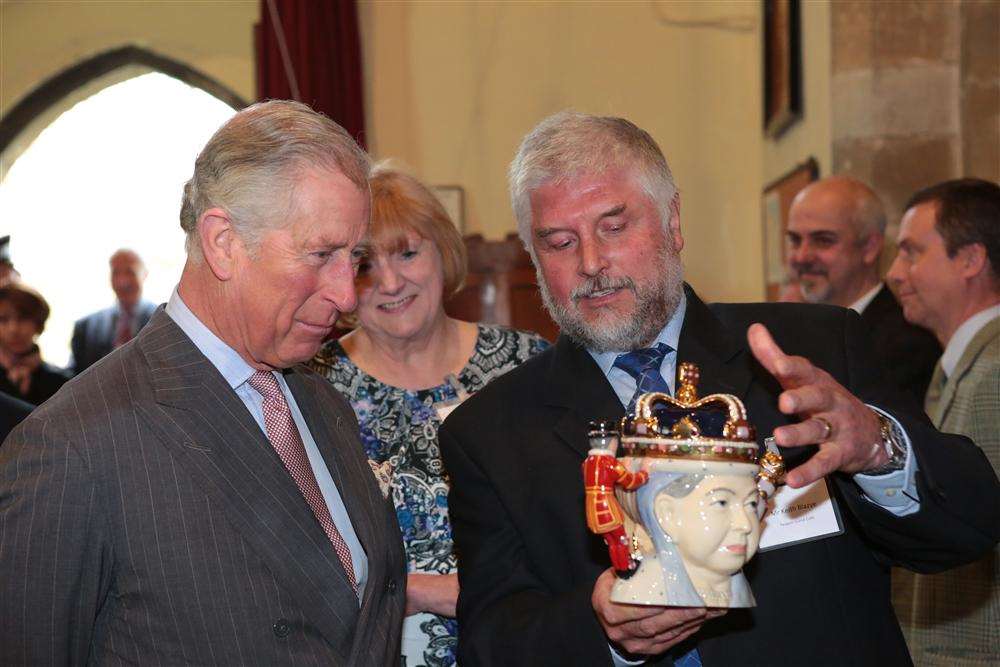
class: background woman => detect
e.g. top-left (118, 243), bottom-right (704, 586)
top-left (0, 283), bottom-right (69, 405)
top-left (310, 165), bottom-right (548, 667)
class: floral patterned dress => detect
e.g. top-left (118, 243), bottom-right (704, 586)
top-left (309, 324), bottom-right (549, 667)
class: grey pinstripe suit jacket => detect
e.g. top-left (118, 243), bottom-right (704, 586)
top-left (0, 309), bottom-right (406, 665)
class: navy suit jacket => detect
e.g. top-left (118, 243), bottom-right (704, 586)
top-left (70, 300), bottom-right (156, 374)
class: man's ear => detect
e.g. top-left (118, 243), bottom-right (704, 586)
top-left (956, 242), bottom-right (988, 280)
top-left (861, 232), bottom-right (884, 266)
top-left (667, 194), bottom-right (684, 253)
top-left (198, 208), bottom-right (240, 281)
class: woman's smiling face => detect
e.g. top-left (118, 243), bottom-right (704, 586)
top-left (354, 232), bottom-right (447, 344)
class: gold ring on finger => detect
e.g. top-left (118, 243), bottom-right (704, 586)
top-left (813, 416), bottom-right (833, 441)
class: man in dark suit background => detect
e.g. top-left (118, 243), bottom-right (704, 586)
top-left (439, 112), bottom-right (1000, 666)
top-left (69, 248), bottom-right (157, 374)
top-left (786, 176), bottom-right (941, 405)
top-left (0, 100), bottom-right (406, 664)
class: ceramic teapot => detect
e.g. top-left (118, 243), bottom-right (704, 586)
top-left (584, 362), bottom-right (784, 608)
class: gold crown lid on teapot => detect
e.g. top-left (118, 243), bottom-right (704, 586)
top-left (618, 362), bottom-right (760, 464)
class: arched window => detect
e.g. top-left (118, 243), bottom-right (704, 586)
top-left (0, 50), bottom-right (242, 367)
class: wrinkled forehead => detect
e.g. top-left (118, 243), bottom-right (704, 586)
top-left (529, 169), bottom-right (652, 219)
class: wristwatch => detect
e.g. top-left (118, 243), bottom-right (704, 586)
top-left (862, 412), bottom-right (907, 476)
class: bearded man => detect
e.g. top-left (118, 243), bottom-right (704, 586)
top-left (437, 112), bottom-right (1000, 667)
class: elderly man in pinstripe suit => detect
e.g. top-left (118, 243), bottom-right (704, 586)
top-left (0, 101), bottom-right (406, 665)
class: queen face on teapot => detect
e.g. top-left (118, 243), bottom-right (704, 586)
top-left (585, 363), bottom-right (784, 608)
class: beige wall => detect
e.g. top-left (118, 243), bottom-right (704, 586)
top-left (0, 0), bottom-right (258, 117)
top-left (360, 0), bottom-right (768, 301)
top-left (2, 0), bottom-right (812, 303)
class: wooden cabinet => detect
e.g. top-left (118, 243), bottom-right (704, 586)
top-left (445, 234), bottom-right (558, 342)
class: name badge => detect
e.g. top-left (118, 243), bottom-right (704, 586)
top-left (758, 477), bottom-right (844, 551)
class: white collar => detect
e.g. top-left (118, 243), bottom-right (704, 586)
top-left (940, 304), bottom-right (1000, 377)
top-left (848, 283), bottom-right (884, 314)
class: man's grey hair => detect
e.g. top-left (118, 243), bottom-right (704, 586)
top-left (508, 111), bottom-right (678, 257)
top-left (179, 100), bottom-right (371, 260)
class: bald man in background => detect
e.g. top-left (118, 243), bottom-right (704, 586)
top-left (787, 176), bottom-right (941, 405)
top-left (70, 248), bottom-right (156, 374)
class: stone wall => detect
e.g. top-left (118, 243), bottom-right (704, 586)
top-left (831, 0), bottom-right (998, 229)
top-left (961, 0), bottom-right (1000, 181)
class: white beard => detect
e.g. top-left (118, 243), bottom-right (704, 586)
top-left (538, 244), bottom-right (684, 353)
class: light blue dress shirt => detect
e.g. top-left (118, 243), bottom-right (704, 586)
top-left (166, 289), bottom-right (368, 601)
top-left (588, 292), bottom-right (921, 515)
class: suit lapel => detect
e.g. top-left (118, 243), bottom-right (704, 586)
top-left (676, 289), bottom-right (753, 400)
top-left (133, 311), bottom-right (358, 657)
top-left (99, 307), bottom-right (117, 353)
top-left (284, 371), bottom-right (379, 593)
top-left (545, 335), bottom-right (625, 459)
top-left (859, 284), bottom-right (891, 327)
top-left (937, 316), bottom-right (1000, 426)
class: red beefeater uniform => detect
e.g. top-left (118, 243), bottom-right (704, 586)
top-left (582, 453), bottom-right (648, 572)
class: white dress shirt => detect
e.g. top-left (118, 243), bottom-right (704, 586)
top-left (848, 282), bottom-right (885, 314)
top-left (940, 304), bottom-right (1000, 377)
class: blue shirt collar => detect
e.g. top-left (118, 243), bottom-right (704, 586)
top-left (588, 291), bottom-right (687, 373)
top-left (164, 288), bottom-right (256, 391)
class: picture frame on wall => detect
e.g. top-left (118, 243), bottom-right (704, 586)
top-left (763, 0), bottom-right (802, 138)
top-left (432, 185), bottom-right (465, 232)
top-left (762, 157), bottom-right (818, 301)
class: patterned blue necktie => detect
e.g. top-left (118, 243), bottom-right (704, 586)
top-left (672, 644), bottom-right (703, 667)
top-left (613, 342), bottom-right (673, 411)
top-left (613, 343), bottom-right (703, 667)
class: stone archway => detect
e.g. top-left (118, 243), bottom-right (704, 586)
top-left (0, 45), bottom-right (248, 175)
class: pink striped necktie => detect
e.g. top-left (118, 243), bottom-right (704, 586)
top-left (113, 307), bottom-right (134, 348)
top-left (247, 370), bottom-right (357, 592)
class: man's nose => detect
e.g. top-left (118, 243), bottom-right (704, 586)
top-left (886, 256), bottom-right (904, 287)
top-left (579, 237), bottom-right (609, 277)
top-left (791, 241), bottom-right (813, 266)
top-left (323, 264), bottom-right (358, 314)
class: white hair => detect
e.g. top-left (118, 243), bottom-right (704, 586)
top-left (179, 100), bottom-right (371, 261)
top-left (508, 111), bottom-right (678, 257)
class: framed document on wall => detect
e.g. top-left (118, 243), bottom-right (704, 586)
top-left (432, 185), bottom-right (465, 232)
top-left (763, 0), bottom-right (802, 138)
top-left (762, 158), bottom-right (818, 301)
